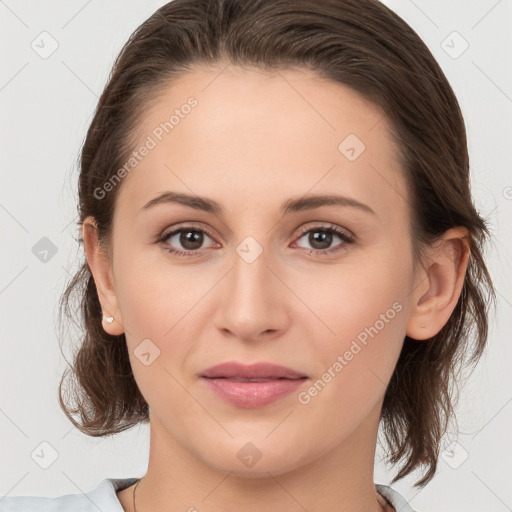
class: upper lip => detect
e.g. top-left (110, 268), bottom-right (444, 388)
top-left (200, 362), bottom-right (307, 379)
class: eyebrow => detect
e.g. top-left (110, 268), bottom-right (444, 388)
top-left (141, 191), bottom-right (377, 217)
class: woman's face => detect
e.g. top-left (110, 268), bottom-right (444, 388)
top-left (104, 65), bottom-right (419, 475)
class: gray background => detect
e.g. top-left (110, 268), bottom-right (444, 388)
top-left (1, 1), bottom-right (511, 510)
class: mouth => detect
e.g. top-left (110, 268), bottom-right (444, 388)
top-left (199, 361), bottom-right (309, 408)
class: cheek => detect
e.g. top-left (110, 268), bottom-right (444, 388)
top-left (295, 260), bottom-right (409, 391)
top-left (113, 256), bottom-right (203, 413)
top-left (114, 244), bottom-right (210, 336)
top-left (113, 250), bottom-right (221, 391)
top-left (302, 257), bottom-right (406, 332)
top-left (291, 285), bottom-right (406, 444)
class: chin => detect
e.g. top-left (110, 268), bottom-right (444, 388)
top-left (196, 439), bottom-right (307, 479)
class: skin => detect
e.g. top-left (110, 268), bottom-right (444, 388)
top-left (83, 64), bottom-right (470, 512)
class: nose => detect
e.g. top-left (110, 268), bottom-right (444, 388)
top-left (214, 243), bottom-right (291, 342)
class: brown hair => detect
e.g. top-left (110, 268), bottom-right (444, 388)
top-left (58, 0), bottom-right (496, 488)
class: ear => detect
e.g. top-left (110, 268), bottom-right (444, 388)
top-left (406, 227), bottom-right (471, 340)
top-left (82, 216), bottom-right (125, 336)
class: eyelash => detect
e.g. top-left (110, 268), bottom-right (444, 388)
top-left (157, 223), bottom-right (355, 258)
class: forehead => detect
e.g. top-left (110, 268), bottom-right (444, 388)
top-left (139, 64), bottom-right (393, 149)
top-left (117, 64), bottom-right (408, 222)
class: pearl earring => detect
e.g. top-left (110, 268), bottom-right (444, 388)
top-left (103, 314), bottom-right (114, 324)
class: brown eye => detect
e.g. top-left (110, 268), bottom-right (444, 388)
top-left (160, 227), bottom-right (217, 256)
top-left (294, 226), bottom-right (355, 255)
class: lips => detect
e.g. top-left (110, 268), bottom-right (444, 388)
top-left (200, 361), bottom-right (307, 380)
top-left (199, 361), bottom-right (308, 408)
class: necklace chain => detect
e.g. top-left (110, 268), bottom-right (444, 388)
top-left (132, 477), bottom-right (392, 512)
top-left (132, 478), bottom-right (141, 512)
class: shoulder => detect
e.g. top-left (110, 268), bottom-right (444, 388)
top-left (375, 483), bottom-right (420, 512)
top-left (0, 478), bottom-right (138, 512)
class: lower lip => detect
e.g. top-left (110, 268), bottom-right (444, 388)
top-left (201, 377), bottom-right (307, 408)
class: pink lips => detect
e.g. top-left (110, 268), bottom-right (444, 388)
top-left (200, 362), bottom-right (308, 408)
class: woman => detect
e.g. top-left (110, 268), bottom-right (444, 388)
top-left (1, 0), bottom-right (495, 510)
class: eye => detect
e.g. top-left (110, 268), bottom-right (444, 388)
top-left (158, 226), bottom-right (218, 257)
top-left (293, 224), bottom-right (355, 255)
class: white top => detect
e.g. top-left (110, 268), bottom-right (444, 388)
top-left (0, 478), bottom-right (419, 511)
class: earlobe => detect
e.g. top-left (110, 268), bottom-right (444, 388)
top-left (82, 217), bottom-right (125, 336)
top-left (406, 227), bottom-right (470, 341)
